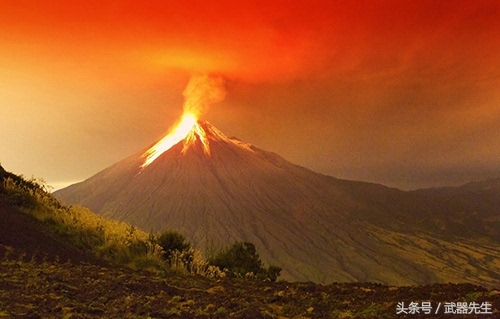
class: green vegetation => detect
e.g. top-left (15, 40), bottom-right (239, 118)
top-left (0, 165), bottom-right (277, 281)
top-left (156, 231), bottom-right (191, 258)
top-left (209, 241), bottom-right (282, 281)
top-left (154, 230), bottom-right (194, 270)
top-left (0, 166), bottom-right (212, 276)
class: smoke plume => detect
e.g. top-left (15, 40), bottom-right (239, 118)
top-left (182, 74), bottom-right (226, 118)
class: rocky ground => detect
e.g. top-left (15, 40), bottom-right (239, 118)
top-left (1, 245), bottom-right (499, 319)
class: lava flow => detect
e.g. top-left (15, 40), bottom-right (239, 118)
top-left (141, 113), bottom-right (209, 168)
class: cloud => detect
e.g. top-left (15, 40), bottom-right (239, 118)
top-left (1, 0), bottom-right (500, 190)
top-left (2, 0), bottom-right (498, 85)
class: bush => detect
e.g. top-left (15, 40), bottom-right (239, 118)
top-left (208, 241), bottom-right (281, 281)
top-left (155, 231), bottom-right (193, 268)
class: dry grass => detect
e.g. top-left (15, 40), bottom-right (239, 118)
top-left (2, 175), bottom-right (223, 278)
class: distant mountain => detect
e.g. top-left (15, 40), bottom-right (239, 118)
top-left (54, 122), bottom-right (500, 286)
top-left (409, 179), bottom-right (500, 241)
top-left (336, 177), bottom-right (500, 242)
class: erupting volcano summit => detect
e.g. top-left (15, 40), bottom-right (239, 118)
top-left (142, 114), bottom-right (212, 167)
top-left (55, 119), bottom-right (365, 282)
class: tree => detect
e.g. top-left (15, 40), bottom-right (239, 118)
top-left (155, 231), bottom-right (192, 267)
top-left (266, 265), bottom-right (282, 282)
top-left (209, 241), bottom-right (281, 281)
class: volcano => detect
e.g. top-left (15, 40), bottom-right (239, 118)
top-left (55, 121), bottom-right (500, 285)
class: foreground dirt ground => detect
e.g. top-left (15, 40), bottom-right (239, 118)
top-left (1, 246), bottom-right (499, 319)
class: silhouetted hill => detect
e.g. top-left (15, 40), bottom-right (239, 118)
top-left (0, 165), bottom-right (101, 264)
top-left (0, 200), bottom-right (100, 264)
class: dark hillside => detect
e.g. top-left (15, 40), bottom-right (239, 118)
top-left (0, 164), bottom-right (222, 278)
top-left (0, 200), bottom-right (101, 265)
top-left (410, 179), bottom-right (500, 241)
top-left (334, 177), bottom-right (500, 242)
top-left (0, 165), bottom-right (102, 264)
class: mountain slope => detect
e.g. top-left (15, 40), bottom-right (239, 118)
top-left (0, 165), bottom-right (100, 264)
top-left (54, 122), bottom-right (500, 286)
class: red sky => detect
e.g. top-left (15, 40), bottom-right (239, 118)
top-left (1, 0), bottom-right (500, 189)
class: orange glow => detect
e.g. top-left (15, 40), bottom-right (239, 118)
top-left (183, 120), bottom-right (210, 155)
top-left (141, 112), bottom-right (211, 167)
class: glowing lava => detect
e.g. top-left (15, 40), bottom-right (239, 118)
top-left (182, 120), bottom-right (210, 156)
top-left (141, 113), bottom-right (209, 168)
top-left (141, 74), bottom-right (225, 168)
